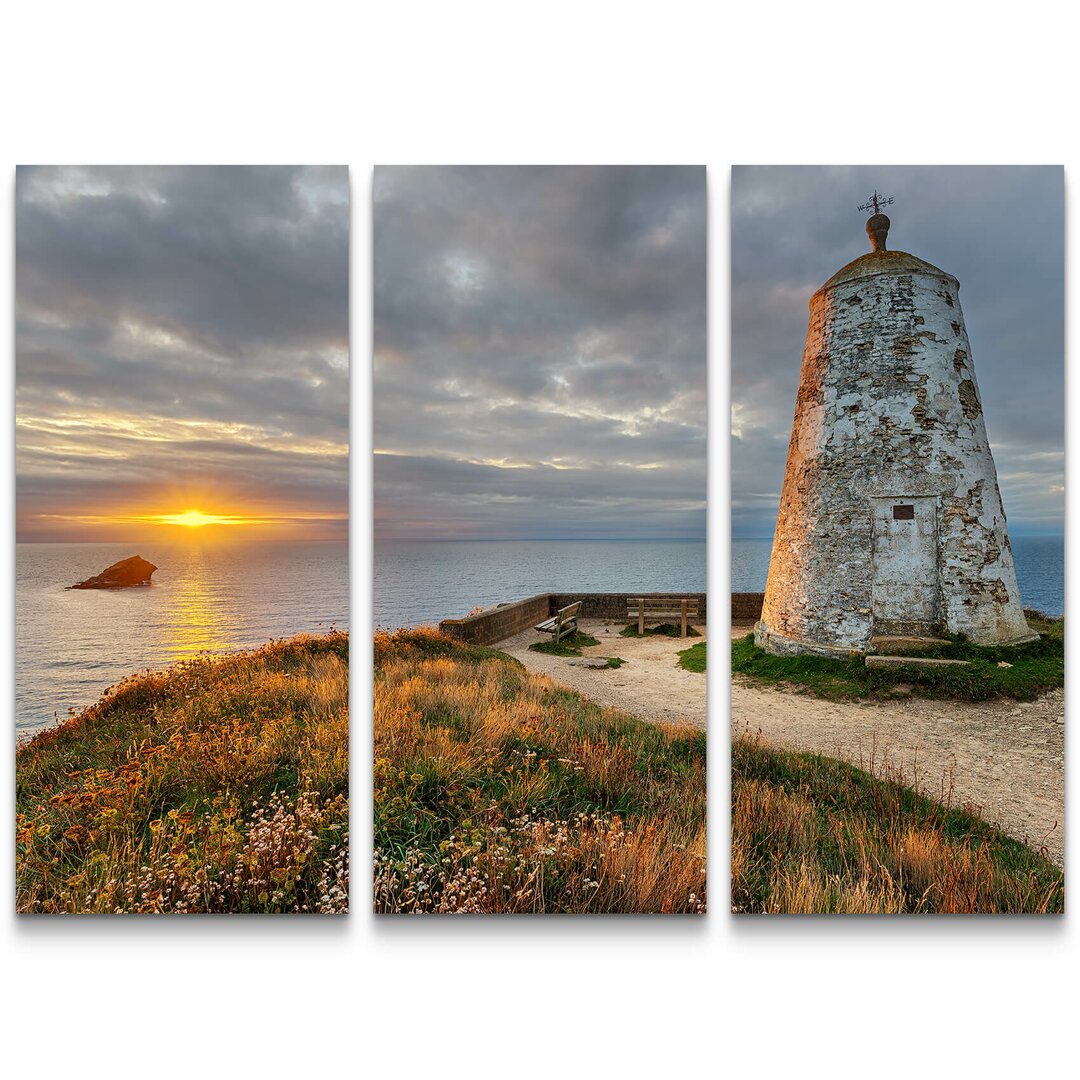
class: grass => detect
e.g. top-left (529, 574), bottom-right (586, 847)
top-left (528, 634), bottom-right (625, 668)
top-left (731, 612), bottom-right (1063, 701)
top-left (732, 732), bottom-right (1063, 913)
top-left (16, 631), bottom-right (349, 914)
top-left (528, 631), bottom-right (601, 657)
top-left (677, 641), bottom-right (706, 673)
top-left (621, 622), bottom-right (701, 639)
top-left (374, 628), bottom-right (706, 913)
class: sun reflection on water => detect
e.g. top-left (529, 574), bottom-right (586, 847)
top-left (160, 546), bottom-right (236, 658)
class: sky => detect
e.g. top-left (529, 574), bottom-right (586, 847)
top-left (16, 165), bottom-right (349, 542)
top-left (373, 165), bottom-right (706, 541)
top-left (732, 165), bottom-right (1064, 539)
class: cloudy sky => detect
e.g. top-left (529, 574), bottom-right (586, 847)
top-left (374, 166), bottom-right (706, 540)
top-left (732, 165), bottom-right (1064, 538)
top-left (16, 165), bottom-right (348, 542)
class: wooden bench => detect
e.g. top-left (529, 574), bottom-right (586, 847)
top-left (627, 597), bottom-right (699, 638)
top-left (534, 601), bottom-right (582, 644)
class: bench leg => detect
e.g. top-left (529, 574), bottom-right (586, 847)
top-left (681, 600), bottom-right (688, 638)
top-left (638, 599), bottom-right (644, 636)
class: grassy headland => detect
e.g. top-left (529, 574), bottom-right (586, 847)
top-left (374, 628), bottom-right (706, 913)
top-left (732, 612), bottom-right (1063, 701)
top-left (732, 733), bottom-right (1063, 913)
top-left (16, 632), bottom-right (349, 914)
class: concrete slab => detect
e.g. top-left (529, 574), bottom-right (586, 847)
top-left (865, 655), bottom-right (970, 669)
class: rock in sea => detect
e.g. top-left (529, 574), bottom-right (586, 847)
top-left (69, 555), bottom-right (158, 590)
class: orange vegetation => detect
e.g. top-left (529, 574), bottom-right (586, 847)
top-left (374, 628), bottom-right (706, 914)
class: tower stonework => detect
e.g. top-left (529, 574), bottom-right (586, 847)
top-left (755, 216), bottom-right (1035, 657)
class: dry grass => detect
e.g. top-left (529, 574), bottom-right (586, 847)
top-left (732, 731), bottom-right (1063, 914)
top-left (16, 632), bottom-right (349, 914)
top-left (374, 628), bottom-right (706, 913)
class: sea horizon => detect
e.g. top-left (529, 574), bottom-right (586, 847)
top-left (374, 536), bottom-right (705, 543)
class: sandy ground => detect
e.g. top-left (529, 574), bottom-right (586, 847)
top-left (730, 622), bottom-right (1065, 865)
top-left (500, 617), bottom-right (706, 728)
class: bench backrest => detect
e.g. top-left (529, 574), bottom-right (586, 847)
top-left (627, 597), bottom-right (700, 614)
top-left (557, 601), bottom-right (582, 622)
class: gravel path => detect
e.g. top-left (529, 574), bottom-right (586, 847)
top-left (730, 623), bottom-right (1064, 865)
top-left (500, 618), bottom-right (706, 728)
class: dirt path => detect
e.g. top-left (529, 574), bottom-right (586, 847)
top-left (730, 624), bottom-right (1064, 865)
top-left (501, 618), bottom-right (706, 728)
top-left (502, 619), bottom-right (1062, 862)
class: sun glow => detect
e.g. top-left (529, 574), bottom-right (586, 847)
top-left (156, 509), bottom-right (251, 528)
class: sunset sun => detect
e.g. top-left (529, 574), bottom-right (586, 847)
top-left (157, 509), bottom-right (248, 528)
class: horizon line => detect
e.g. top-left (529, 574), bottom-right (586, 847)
top-left (16, 536), bottom-right (349, 545)
top-left (373, 535), bottom-right (707, 543)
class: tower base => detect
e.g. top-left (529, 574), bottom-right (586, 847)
top-left (753, 621), bottom-right (864, 659)
top-left (753, 619), bottom-right (1040, 658)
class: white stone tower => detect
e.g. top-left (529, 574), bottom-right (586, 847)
top-left (755, 196), bottom-right (1035, 657)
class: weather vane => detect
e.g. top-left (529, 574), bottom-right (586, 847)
top-left (858, 190), bottom-right (894, 216)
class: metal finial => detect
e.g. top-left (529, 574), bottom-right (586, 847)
top-left (858, 191), bottom-right (894, 252)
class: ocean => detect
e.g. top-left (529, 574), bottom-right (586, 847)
top-left (21, 532), bottom-right (1057, 734)
top-left (374, 539), bottom-right (707, 630)
top-left (732, 535), bottom-right (1064, 617)
top-left (16, 541), bottom-right (348, 737)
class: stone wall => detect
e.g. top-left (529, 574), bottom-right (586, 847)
top-left (437, 591), bottom-right (708, 645)
top-left (438, 593), bottom-right (553, 646)
top-left (731, 592), bottom-right (764, 621)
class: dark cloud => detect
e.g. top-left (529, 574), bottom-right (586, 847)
top-left (374, 165), bottom-right (706, 539)
top-left (15, 165), bottom-right (348, 541)
top-left (732, 165), bottom-right (1063, 537)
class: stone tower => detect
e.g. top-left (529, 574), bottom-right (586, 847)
top-left (755, 205), bottom-right (1035, 657)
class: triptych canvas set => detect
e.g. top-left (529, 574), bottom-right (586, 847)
top-left (14, 164), bottom-right (1064, 915)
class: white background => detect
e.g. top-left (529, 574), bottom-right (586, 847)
top-left (2, 3), bottom-right (1077, 1077)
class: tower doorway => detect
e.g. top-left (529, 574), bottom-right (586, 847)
top-left (870, 496), bottom-right (940, 635)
